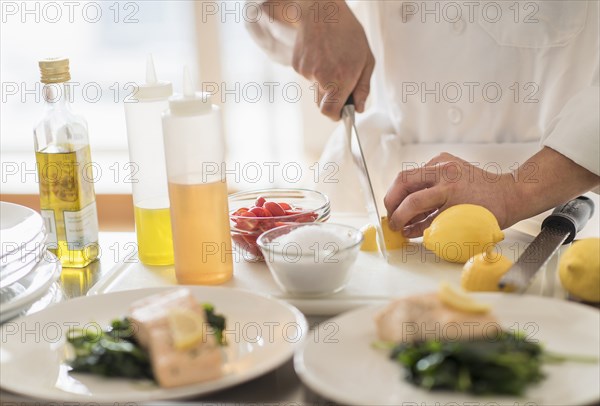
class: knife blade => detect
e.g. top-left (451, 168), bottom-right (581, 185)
top-left (498, 196), bottom-right (594, 292)
top-left (342, 95), bottom-right (388, 262)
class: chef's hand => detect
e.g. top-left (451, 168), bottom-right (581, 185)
top-left (264, 0), bottom-right (374, 120)
top-left (384, 148), bottom-right (599, 238)
top-left (383, 153), bottom-right (513, 238)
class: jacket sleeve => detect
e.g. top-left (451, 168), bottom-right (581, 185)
top-left (541, 85), bottom-right (600, 176)
top-left (245, 0), bottom-right (296, 65)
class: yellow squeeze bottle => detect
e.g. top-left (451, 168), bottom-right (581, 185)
top-left (124, 56), bottom-right (174, 265)
top-left (162, 67), bottom-right (233, 284)
top-left (34, 58), bottom-right (99, 268)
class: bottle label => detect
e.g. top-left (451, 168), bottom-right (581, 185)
top-left (40, 209), bottom-right (58, 246)
top-left (63, 201), bottom-right (99, 250)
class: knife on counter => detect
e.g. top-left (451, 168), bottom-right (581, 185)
top-left (498, 196), bottom-right (595, 293)
top-left (342, 95), bottom-right (389, 262)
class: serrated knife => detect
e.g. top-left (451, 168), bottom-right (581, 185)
top-left (342, 95), bottom-right (388, 262)
top-left (498, 196), bottom-right (594, 293)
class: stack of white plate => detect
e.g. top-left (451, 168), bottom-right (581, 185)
top-left (0, 202), bottom-right (63, 323)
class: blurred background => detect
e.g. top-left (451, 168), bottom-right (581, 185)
top-left (1, 0), bottom-right (337, 228)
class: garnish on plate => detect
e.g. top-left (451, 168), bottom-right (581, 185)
top-left (67, 289), bottom-right (227, 387)
top-left (374, 284), bottom-right (598, 396)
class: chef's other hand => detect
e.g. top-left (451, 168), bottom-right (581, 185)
top-left (383, 153), bottom-right (514, 238)
top-left (286, 0), bottom-right (374, 120)
top-left (384, 148), bottom-right (600, 238)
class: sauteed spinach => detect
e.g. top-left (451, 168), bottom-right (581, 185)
top-left (379, 330), bottom-right (595, 396)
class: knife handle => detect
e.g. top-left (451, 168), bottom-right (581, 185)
top-left (344, 94), bottom-right (354, 106)
top-left (541, 196), bottom-right (595, 244)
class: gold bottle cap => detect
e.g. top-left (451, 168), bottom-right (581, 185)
top-left (39, 57), bottom-right (71, 84)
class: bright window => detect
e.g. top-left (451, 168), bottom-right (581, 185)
top-left (1, 0), bottom-right (334, 193)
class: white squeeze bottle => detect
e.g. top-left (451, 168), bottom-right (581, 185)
top-left (124, 55), bottom-right (174, 266)
top-left (162, 67), bottom-right (233, 285)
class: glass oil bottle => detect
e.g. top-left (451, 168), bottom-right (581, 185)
top-left (34, 58), bottom-right (99, 268)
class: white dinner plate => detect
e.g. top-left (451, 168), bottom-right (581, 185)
top-left (0, 286), bottom-right (307, 402)
top-left (0, 252), bottom-right (61, 323)
top-left (295, 293), bottom-right (600, 406)
top-left (0, 232), bottom-right (48, 289)
top-left (0, 202), bottom-right (45, 258)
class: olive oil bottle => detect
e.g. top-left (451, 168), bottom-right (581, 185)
top-left (34, 58), bottom-right (99, 268)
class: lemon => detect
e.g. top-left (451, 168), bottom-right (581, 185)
top-left (360, 217), bottom-right (408, 252)
top-left (462, 250), bottom-right (514, 292)
top-left (167, 308), bottom-right (206, 350)
top-left (381, 216), bottom-right (408, 250)
top-left (558, 238), bottom-right (600, 302)
top-left (423, 204), bottom-right (504, 264)
top-left (360, 224), bottom-right (378, 252)
top-left (438, 281), bottom-right (491, 314)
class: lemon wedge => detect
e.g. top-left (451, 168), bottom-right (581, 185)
top-left (360, 224), bottom-right (379, 252)
top-left (360, 217), bottom-right (408, 252)
top-left (381, 216), bottom-right (408, 250)
top-left (167, 308), bottom-right (206, 350)
top-left (438, 281), bottom-right (491, 314)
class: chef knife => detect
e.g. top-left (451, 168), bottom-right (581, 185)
top-left (498, 196), bottom-right (594, 293)
top-left (342, 95), bottom-right (389, 261)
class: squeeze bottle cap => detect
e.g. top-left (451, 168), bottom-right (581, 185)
top-left (134, 54), bottom-right (173, 101)
top-left (168, 66), bottom-right (213, 116)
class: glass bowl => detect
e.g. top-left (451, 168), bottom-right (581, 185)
top-left (229, 188), bottom-right (330, 262)
top-left (256, 223), bottom-right (363, 297)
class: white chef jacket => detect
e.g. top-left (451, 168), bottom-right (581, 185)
top-left (247, 1), bottom-right (600, 213)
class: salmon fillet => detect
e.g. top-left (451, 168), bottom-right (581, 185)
top-left (129, 289), bottom-right (223, 388)
top-left (375, 293), bottom-right (499, 343)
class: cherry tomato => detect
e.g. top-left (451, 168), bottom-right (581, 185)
top-left (232, 234), bottom-right (262, 258)
top-left (233, 207), bottom-right (249, 216)
top-left (278, 202), bottom-right (292, 210)
top-left (236, 211), bottom-right (258, 231)
top-left (249, 207), bottom-right (270, 217)
top-left (264, 202), bottom-right (285, 217)
top-left (255, 196), bottom-right (266, 207)
top-left (257, 219), bottom-right (276, 232)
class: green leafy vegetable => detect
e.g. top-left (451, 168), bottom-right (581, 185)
top-left (203, 303), bottom-right (227, 345)
top-left (67, 318), bottom-right (153, 379)
top-left (389, 331), bottom-right (545, 396)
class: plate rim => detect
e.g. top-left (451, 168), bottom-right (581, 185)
top-left (0, 202), bottom-right (45, 259)
top-left (1, 285), bottom-right (308, 402)
top-left (0, 251), bottom-right (61, 319)
top-left (294, 293), bottom-right (600, 406)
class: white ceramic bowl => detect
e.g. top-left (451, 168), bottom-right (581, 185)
top-left (257, 223), bottom-right (363, 297)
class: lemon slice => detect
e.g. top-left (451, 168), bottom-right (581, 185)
top-left (167, 308), bottom-right (206, 350)
top-left (381, 216), bottom-right (408, 250)
top-left (360, 224), bottom-right (378, 252)
top-left (360, 217), bottom-right (408, 252)
top-left (438, 282), bottom-right (491, 314)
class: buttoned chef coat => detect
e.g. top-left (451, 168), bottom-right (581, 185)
top-left (247, 1), bottom-right (599, 213)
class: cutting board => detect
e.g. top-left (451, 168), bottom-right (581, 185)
top-left (88, 214), bottom-right (560, 315)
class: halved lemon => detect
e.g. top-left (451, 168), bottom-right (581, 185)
top-left (438, 281), bottom-right (491, 314)
top-left (167, 308), bottom-right (206, 350)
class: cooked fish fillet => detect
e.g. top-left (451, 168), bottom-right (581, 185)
top-left (375, 293), bottom-right (499, 343)
top-left (129, 289), bottom-right (223, 388)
